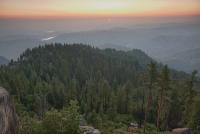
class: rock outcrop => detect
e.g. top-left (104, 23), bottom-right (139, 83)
top-left (0, 87), bottom-right (18, 134)
top-left (80, 126), bottom-right (101, 134)
top-left (172, 128), bottom-right (192, 134)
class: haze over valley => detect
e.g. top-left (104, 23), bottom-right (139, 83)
top-left (1, 0), bottom-right (200, 133)
top-left (0, 16), bottom-right (200, 73)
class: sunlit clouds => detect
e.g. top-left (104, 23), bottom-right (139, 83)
top-left (0, 0), bottom-right (200, 18)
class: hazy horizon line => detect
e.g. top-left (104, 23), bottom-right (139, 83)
top-left (1, 13), bottom-right (200, 20)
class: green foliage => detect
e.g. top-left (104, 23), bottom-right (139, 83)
top-left (183, 70), bottom-right (198, 124)
top-left (18, 115), bottom-right (44, 134)
top-left (43, 100), bottom-right (81, 134)
top-left (189, 100), bottom-right (200, 134)
top-left (18, 100), bottom-right (81, 134)
top-left (42, 109), bottom-right (63, 134)
top-left (0, 44), bottom-right (199, 133)
top-left (156, 65), bottom-right (170, 130)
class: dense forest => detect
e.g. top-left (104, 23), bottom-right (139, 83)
top-left (0, 44), bottom-right (199, 134)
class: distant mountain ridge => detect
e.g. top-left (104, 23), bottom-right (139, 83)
top-left (164, 48), bottom-right (200, 74)
top-left (0, 56), bottom-right (9, 65)
top-left (0, 20), bottom-right (199, 74)
top-left (50, 22), bottom-right (200, 74)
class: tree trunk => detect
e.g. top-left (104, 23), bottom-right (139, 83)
top-left (157, 88), bottom-right (164, 131)
top-left (143, 85), bottom-right (152, 134)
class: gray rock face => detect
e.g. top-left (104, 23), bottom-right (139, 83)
top-left (0, 87), bottom-right (18, 134)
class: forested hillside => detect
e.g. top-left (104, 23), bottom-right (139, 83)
top-left (0, 44), bottom-right (199, 134)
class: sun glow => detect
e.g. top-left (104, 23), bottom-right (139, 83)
top-left (93, 1), bottom-right (129, 10)
top-left (0, 0), bottom-right (200, 18)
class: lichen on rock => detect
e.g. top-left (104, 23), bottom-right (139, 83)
top-left (0, 87), bottom-right (18, 134)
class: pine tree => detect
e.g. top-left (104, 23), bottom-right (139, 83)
top-left (156, 65), bottom-right (170, 131)
top-left (184, 70), bottom-right (197, 124)
top-left (143, 62), bottom-right (157, 134)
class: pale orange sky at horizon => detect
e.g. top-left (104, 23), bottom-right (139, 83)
top-left (1, 0), bottom-right (200, 18)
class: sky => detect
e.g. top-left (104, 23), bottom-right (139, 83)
top-left (0, 0), bottom-right (200, 18)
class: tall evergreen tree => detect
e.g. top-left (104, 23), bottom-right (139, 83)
top-left (184, 70), bottom-right (197, 124)
top-left (156, 65), bottom-right (170, 131)
top-left (143, 62), bottom-right (157, 134)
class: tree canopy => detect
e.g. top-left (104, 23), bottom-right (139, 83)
top-left (0, 44), bottom-right (199, 134)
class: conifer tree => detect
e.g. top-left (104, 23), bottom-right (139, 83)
top-left (156, 65), bottom-right (170, 131)
top-left (184, 70), bottom-right (198, 124)
top-left (143, 62), bottom-right (157, 134)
